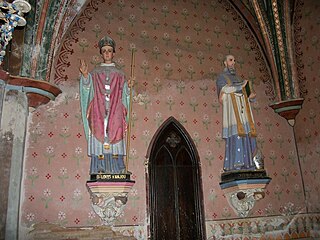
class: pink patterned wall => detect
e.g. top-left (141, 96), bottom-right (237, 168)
top-left (20, 0), bottom-right (317, 235)
top-left (294, 0), bottom-right (320, 213)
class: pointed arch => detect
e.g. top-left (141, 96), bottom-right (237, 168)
top-left (147, 116), bottom-right (199, 165)
top-left (146, 116), bottom-right (206, 240)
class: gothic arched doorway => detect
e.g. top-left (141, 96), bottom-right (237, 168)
top-left (147, 117), bottom-right (206, 240)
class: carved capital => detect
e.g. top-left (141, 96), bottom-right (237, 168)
top-left (269, 98), bottom-right (304, 126)
top-left (1, 75), bottom-right (62, 108)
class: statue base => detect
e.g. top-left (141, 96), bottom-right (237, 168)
top-left (220, 169), bottom-right (271, 189)
top-left (86, 174), bottom-right (135, 225)
top-left (220, 170), bottom-right (271, 217)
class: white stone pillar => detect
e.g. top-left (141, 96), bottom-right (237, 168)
top-left (0, 81), bottom-right (28, 240)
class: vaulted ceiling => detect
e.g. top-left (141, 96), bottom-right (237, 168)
top-left (4, 0), bottom-right (305, 104)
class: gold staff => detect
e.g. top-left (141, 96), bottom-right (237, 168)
top-left (125, 49), bottom-right (135, 173)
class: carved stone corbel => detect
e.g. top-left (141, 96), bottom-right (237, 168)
top-left (86, 180), bottom-right (135, 226)
top-left (224, 188), bottom-right (265, 217)
top-left (90, 192), bottom-right (128, 225)
top-left (220, 170), bottom-right (271, 217)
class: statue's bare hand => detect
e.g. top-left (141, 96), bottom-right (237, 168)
top-left (242, 79), bottom-right (248, 88)
top-left (249, 92), bottom-right (257, 99)
top-left (79, 59), bottom-right (89, 78)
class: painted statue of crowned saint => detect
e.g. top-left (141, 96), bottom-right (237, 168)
top-left (79, 35), bottom-right (135, 181)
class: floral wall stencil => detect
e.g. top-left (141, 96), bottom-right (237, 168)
top-left (20, 0), bottom-right (319, 238)
top-left (293, 0), bottom-right (320, 213)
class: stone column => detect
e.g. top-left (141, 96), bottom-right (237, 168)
top-left (0, 72), bottom-right (61, 240)
top-left (0, 80), bottom-right (28, 240)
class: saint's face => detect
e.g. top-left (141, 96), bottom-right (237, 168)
top-left (225, 55), bottom-right (236, 71)
top-left (101, 45), bottom-right (114, 63)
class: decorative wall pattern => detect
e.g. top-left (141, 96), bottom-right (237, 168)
top-left (293, 0), bottom-right (320, 213)
top-left (20, 0), bottom-right (318, 238)
top-left (205, 213), bottom-right (320, 239)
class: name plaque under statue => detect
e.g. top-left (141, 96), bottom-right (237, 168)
top-left (90, 173), bottom-right (132, 181)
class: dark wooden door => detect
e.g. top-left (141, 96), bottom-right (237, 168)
top-left (148, 117), bottom-right (205, 240)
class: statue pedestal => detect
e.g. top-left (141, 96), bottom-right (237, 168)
top-left (220, 170), bottom-right (271, 217)
top-left (86, 175), bottom-right (135, 226)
